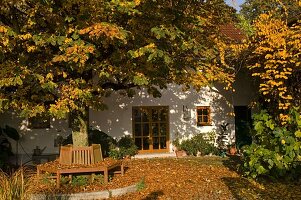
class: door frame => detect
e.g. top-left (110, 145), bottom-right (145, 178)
top-left (132, 106), bottom-right (170, 154)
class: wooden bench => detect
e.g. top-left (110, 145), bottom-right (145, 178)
top-left (37, 144), bottom-right (124, 188)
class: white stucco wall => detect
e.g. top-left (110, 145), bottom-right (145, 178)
top-left (1, 70), bottom-right (255, 162)
top-left (90, 85), bottom-right (236, 152)
top-left (0, 112), bottom-right (71, 164)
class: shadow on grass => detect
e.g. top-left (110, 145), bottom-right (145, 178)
top-left (222, 177), bottom-right (263, 200)
top-left (142, 190), bottom-right (164, 200)
top-left (222, 176), bottom-right (301, 200)
top-left (222, 155), bottom-right (243, 172)
top-left (221, 155), bottom-right (301, 199)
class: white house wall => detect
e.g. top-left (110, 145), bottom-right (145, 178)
top-left (90, 84), bottom-right (237, 151)
top-left (1, 71), bottom-right (255, 161)
top-left (0, 111), bottom-right (71, 164)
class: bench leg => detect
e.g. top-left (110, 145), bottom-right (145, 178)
top-left (56, 172), bottom-right (61, 188)
top-left (37, 167), bottom-right (40, 177)
top-left (90, 173), bottom-right (95, 183)
top-left (121, 163), bottom-right (124, 176)
top-left (69, 174), bottom-right (73, 184)
top-left (104, 170), bottom-right (108, 184)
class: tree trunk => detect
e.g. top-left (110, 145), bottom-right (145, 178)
top-left (72, 117), bottom-right (89, 147)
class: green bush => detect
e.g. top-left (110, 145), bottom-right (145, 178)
top-left (179, 133), bottom-right (219, 156)
top-left (109, 136), bottom-right (138, 159)
top-left (71, 175), bottom-right (88, 186)
top-left (89, 129), bottom-right (117, 157)
top-left (242, 108), bottom-right (301, 179)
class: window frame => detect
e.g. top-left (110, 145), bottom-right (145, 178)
top-left (196, 106), bottom-right (211, 126)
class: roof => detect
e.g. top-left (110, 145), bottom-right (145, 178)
top-left (219, 24), bottom-right (246, 41)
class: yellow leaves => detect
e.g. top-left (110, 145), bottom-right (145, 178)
top-left (249, 10), bottom-right (301, 122)
top-left (252, 73), bottom-right (260, 76)
top-left (278, 102), bottom-right (291, 110)
top-left (79, 23), bottom-right (127, 42)
top-left (62, 72), bottom-right (67, 78)
top-left (276, 50), bottom-right (288, 59)
top-left (0, 25), bottom-right (8, 33)
top-left (279, 113), bottom-right (290, 124)
top-left (0, 76), bottom-right (23, 87)
top-left (68, 27), bottom-right (75, 34)
top-left (146, 43), bottom-right (156, 48)
top-left (265, 54), bottom-right (273, 59)
top-left (129, 43), bottom-right (157, 59)
top-left (2, 38), bottom-right (9, 47)
top-left (27, 45), bottom-right (37, 52)
top-left (134, 0), bottom-right (141, 5)
top-left (229, 43), bottom-right (248, 57)
top-left (26, 104), bottom-right (46, 118)
top-left (52, 42), bottom-right (95, 66)
top-left (284, 95), bottom-right (293, 100)
top-left (46, 73), bottom-right (54, 80)
top-left (18, 33), bottom-right (32, 40)
top-left (216, 40), bottom-right (227, 66)
top-left (64, 38), bottom-right (73, 44)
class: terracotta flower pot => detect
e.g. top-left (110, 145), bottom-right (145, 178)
top-left (175, 150), bottom-right (187, 158)
top-left (229, 146), bottom-right (237, 155)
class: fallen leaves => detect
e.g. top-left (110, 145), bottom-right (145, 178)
top-left (33, 157), bottom-right (301, 199)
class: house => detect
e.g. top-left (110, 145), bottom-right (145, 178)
top-left (0, 72), bottom-right (255, 164)
top-left (0, 25), bottom-right (256, 164)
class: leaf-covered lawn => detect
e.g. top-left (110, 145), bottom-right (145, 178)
top-left (35, 157), bottom-right (301, 199)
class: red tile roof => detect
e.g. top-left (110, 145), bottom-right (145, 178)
top-left (220, 24), bottom-right (246, 41)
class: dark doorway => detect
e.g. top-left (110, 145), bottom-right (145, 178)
top-left (234, 106), bottom-right (252, 148)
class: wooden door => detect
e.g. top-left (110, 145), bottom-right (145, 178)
top-left (132, 106), bottom-right (169, 153)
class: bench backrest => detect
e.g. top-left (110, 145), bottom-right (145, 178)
top-left (59, 144), bottom-right (103, 165)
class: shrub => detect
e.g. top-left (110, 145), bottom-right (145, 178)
top-left (109, 136), bottom-right (138, 159)
top-left (89, 129), bottom-right (117, 157)
top-left (179, 133), bottom-right (219, 156)
top-left (71, 175), bottom-right (89, 187)
top-left (242, 108), bottom-right (301, 179)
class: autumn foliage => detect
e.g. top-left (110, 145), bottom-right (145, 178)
top-left (236, 0), bottom-right (301, 179)
top-left (0, 0), bottom-right (237, 146)
top-left (232, 0), bottom-right (301, 122)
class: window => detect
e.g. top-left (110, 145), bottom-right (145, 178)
top-left (196, 106), bottom-right (211, 126)
top-left (28, 115), bottom-right (50, 129)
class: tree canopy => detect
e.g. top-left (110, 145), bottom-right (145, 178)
top-left (240, 0), bottom-right (301, 23)
top-left (236, 0), bottom-right (301, 120)
top-left (0, 0), bottom-right (237, 145)
top-left (0, 0), bottom-right (237, 118)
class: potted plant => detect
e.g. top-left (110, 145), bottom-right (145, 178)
top-left (228, 143), bottom-right (237, 155)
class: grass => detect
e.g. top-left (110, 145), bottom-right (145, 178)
top-left (0, 167), bottom-right (37, 200)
